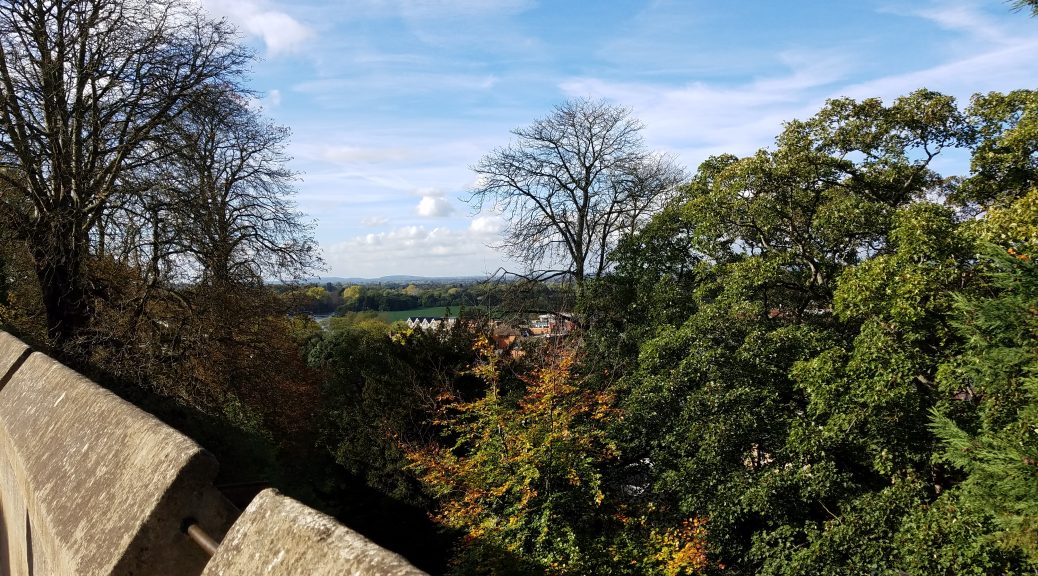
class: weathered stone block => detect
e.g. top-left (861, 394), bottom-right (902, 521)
top-left (0, 345), bottom-right (235, 575)
top-left (201, 489), bottom-right (427, 576)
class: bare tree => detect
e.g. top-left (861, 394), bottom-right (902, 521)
top-left (156, 90), bottom-right (319, 288)
top-left (0, 0), bottom-right (250, 348)
top-left (77, 88), bottom-right (320, 386)
top-left (468, 98), bottom-right (685, 294)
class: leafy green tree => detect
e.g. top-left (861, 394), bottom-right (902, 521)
top-left (932, 247), bottom-right (1038, 561)
top-left (747, 204), bottom-right (976, 574)
top-left (606, 90), bottom-right (980, 572)
top-left (959, 90), bottom-right (1038, 208)
top-left (309, 318), bottom-right (484, 505)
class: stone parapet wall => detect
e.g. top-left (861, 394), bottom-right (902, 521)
top-left (202, 489), bottom-right (427, 576)
top-left (0, 331), bottom-right (427, 576)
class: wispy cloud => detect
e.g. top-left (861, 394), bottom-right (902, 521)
top-left (393, 0), bottom-right (534, 19)
top-left (839, 35), bottom-right (1038, 101)
top-left (361, 215), bottom-right (389, 227)
top-left (321, 146), bottom-right (414, 165)
top-left (890, 1), bottom-right (1014, 45)
top-left (558, 53), bottom-right (848, 161)
top-left (559, 6), bottom-right (1038, 169)
top-left (265, 89), bottom-right (282, 108)
top-left (293, 73), bottom-right (500, 105)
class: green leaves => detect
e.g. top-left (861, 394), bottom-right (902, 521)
top-left (961, 90), bottom-right (1038, 207)
top-left (931, 249), bottom-right (1038, 560)
top-left (600, 89), bottom-right (1038, 573)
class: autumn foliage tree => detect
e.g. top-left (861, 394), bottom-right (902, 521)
top-left (406, 338), bottom-right (708, 575)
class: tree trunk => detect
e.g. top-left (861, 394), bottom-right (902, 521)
top-left (31, 220), bottom-right (91, 350)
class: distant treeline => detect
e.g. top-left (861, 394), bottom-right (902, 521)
top-left (339, 283), bottom-right (485, 313)
top-left (279, 280), bottom-right (574, 318)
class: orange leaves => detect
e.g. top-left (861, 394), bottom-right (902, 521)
top-left (403, 338), bottom-right (716, 574)
top-left (1008, 247), bottom-right (1033, 261)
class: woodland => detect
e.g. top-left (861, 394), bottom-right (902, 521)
top-left (2, 1), bottom-right (1038, 575)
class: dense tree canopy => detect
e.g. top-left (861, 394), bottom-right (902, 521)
top-left (581, 89), bottom-right (1038, 574)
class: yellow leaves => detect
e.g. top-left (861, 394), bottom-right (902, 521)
top-left (304, 285), bottom-right (325, 300)
top-left (466, 335), bottom-right (500, 389)
top-left (389, 326), bottom-right (413, 345)
top-left (490, 483), bottom-right (510, 497)
top-left (649, 517), bottom-right (710, 576)
top-left (473, 334), bottom-right (495, 357)
top-left (403, 342), bottom-right (620, 572)
top-left (980, 186), bottom-right (1038, 254)
top-left (341, 285), bottom-right (361, 300)
top-left (567, 467), bottom-right (582, 486)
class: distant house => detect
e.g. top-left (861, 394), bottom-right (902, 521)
top-left (492, 323), bottom-right (518, 350)
top-left (491, 323), bottom-right (527, 358)
top-left (527, 313), bottom-right (576, 337)
top-left (406, 316), bottom-right (457, 331)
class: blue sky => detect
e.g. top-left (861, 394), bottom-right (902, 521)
top-left (198, 0), bottom-right (1037, 278)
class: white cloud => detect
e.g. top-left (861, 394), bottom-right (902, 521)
top-left (558, 19), bottom-right (1038, 170)
top-left (293, 73), bottom-right (500, 103)
top-left (324, 225), bottom-right (509, 277)
top-left (838, 38), bottom-right (1038, 102)
top-left (469, 215), bottom-right (504, 236)
top-left (557, 57), bottom-right (843, 163)
top-left (901, 2), bottom-right (1010, 45)
top-left (396, 0), bottom-right (533, 18)
top-left (327, 0), bottom-right (539, 52)
top-left (416, 191), bottom-right (455, 217)
top-left (265, 89), bottom-right (282, 108)
top-left (245, 11), bottom-right (312, 55)
top-left (333, 0), bottom-right (533, 22)
top-left (201, 0), bottom-right (313, 56)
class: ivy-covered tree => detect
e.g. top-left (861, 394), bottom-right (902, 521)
top-left (0, 0), bottom-right (250, 349)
